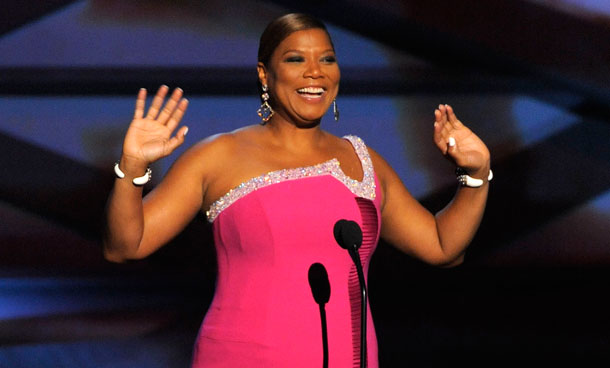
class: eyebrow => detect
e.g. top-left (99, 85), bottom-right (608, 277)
top-left (281, 48), bottom-right (335, 56)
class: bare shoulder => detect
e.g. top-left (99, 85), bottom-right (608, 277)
top-left (184, 125), bottom-right (265, 209)
top-left (175, 125), bottom-right (258, 170)
top-left (157, 127), bottom-right (252, 201)
top-left (185, 130), bottom-right (239, 161)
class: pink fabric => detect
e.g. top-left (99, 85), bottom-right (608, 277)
top-left (192, 137), bottom-right (382, 367)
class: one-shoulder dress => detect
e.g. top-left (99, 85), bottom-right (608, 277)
top-left (192, 135), bottom-right (382, 367)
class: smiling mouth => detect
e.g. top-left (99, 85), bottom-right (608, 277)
top-left (297, 87), bottom-right (325, 97)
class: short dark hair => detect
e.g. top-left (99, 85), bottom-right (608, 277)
top-left (257, 13), bottom-right (334, 66)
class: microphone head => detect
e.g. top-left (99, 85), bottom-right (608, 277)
top-left (308, 263), bottom-right (330, 305)
top-left (333, 219), bottom-right (363, 250)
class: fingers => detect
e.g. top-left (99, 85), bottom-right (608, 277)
top-left (433, 104), bottom-right (463, 155)
top-left (445, 104), bottom-right (463, 129)
top-left (134, 88), bottom-right (147, 119)
top-left (145, 85), bottom-right (170, 120)
top-left (156, 87), bottom-right (184, 124)
top-left (434, 105), bottom-right (451, 154)
top-left (434, 105), bottom-right (447, 126)
top-left (166, 98), bottom-right (189, 132)
top-left (436, 104), bottom-right (461, 128)
top-left (139, 86), bottom-right (187, 129)
top-left (165, 126), bottom-right (190, 154)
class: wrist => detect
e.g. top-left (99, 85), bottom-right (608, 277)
top-left (455, 167), bottom-right (493, 188)
top-left (468, 168), bottom-right (491, 181)
top-left (115, 158), bottom-right (152, 186)
top-left (118, 156), bottom-right (150, 177)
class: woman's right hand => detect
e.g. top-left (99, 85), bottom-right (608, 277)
top-left (122, 85), bottom-right (189, 169)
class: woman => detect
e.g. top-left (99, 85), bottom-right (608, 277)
top-left (103, 13), bottom-right (490, 367)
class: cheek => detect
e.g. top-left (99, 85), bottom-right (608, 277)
top-left (326, 67), bottom-right (340, 87)
top-left (270, 74), bottom-right (302, 103)
top-left (274, 68), bottom-right (300, 86)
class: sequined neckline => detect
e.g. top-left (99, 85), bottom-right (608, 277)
top-left (205, 135), bottom-right (376, 222)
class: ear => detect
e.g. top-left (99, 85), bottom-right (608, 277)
top-left (257, 62), bottom-right (268, 86)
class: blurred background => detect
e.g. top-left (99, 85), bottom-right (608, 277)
top-left (1, 0), bottom-right (610, 366)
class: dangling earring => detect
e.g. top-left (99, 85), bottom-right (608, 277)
top-left (257, 84), bottom-right (274, 125)
top-left (333, 99), bottom-right (339, 122)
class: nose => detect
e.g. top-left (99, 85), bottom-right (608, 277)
top-left (303, 61), bottom-right (322, 78)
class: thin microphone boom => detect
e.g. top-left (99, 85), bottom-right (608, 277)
top-left (333, 219), bottom-right (367, 368)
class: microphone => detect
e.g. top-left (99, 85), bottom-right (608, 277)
top-left (333, 220), bottom-right (367, 368)
top-left (333, 219), bottom-right (363, 253)
top-left (308, 263), bottom-right (331, 305)
top-left (308, 263), bottom-right (330, 368)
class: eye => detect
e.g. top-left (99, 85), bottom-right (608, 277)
top-left (284, 56), bottom-right (304, 63)
top-left (321, 55), bottom-right (337, 63)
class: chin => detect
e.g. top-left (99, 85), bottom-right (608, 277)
top-left (299, 113), bottom-right (326, 123)
top-left (297, 109), bottom-right (329, 123)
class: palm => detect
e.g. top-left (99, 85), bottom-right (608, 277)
top-left (433, 104), bottom-right (490, 173)
top-left (123, 86), bottom-right (189, 164)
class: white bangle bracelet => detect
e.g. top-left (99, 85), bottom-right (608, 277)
top-left (114, 162), bottom-right (152, 186)
top-left (456, 168), bottom-right (493, 188)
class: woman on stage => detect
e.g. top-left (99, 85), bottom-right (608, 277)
top-left (103, 13), bottom-right (491, 367)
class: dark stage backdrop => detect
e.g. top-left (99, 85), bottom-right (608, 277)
top-left (1, 0), bottom-right (610, 366)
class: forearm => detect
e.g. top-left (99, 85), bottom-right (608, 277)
top-left (434, 172), bottom-right (489, 263)
top-left (102, 158), bottom-right (149, 262)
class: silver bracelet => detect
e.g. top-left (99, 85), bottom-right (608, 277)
top-left (114, 161), bottom-right (152, 186)
top-left (456, 168), bottom-right (493, 188)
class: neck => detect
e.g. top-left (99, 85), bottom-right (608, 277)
top-left (263, 114), bottom-right (326, 151)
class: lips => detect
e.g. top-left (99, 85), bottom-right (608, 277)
top-left (297, 86), bottom-right (325, 98)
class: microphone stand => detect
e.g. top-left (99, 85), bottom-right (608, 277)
top-left (319, 301), bottom-right (329, 368)
top-left (348, 245), bottom-right (367, 368)
top-left (334, 220), bottom-right (367, 368)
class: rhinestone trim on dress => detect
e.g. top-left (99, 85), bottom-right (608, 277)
top-left (205, 135), bottom-right (376, 222)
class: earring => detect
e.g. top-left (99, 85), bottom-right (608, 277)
top-left (333, 99), bottom-right (339, 122)
top-left (257, 84), bottom-right (274, 125)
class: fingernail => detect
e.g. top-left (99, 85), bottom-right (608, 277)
top-left (448, 137), bottom-right (455, 147)
top-left (183, 127), bottom-right (189, 137)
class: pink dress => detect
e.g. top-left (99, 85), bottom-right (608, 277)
top-left (192, 135), bottom-right (382, 367)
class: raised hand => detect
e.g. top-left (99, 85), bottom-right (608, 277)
top-left (433, 104), bottom-right (490, 177)
top-left (122, 85), bottom-right (189, 167)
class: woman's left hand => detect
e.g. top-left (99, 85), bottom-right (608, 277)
top-left (433, 104), bottom-right (490, 178)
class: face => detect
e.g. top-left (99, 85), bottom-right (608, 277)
top-left (258, 28), bottom-right (340, 125)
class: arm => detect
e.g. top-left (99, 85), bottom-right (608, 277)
top-left (103, 86), bottom-right (197, 262)
top-left (375, 104), bottom-right (490, 266)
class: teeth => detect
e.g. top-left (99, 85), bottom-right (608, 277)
top-left (298, 87), bottom-right (324, 94)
